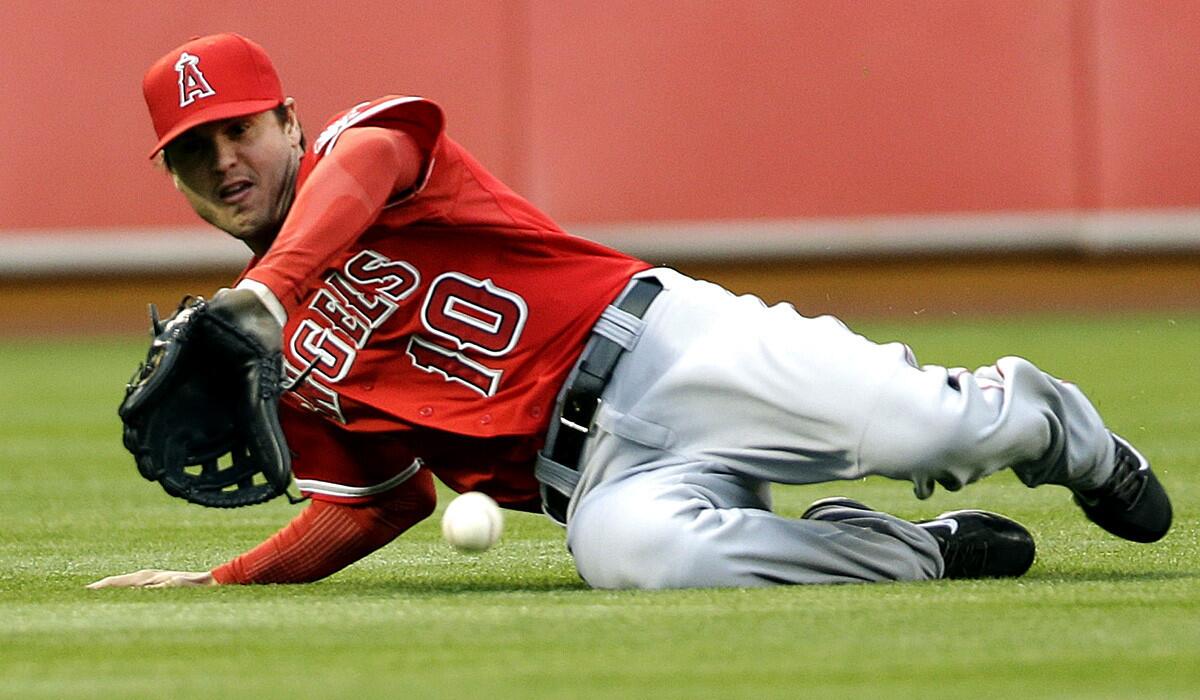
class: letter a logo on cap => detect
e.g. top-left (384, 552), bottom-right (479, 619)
top-left (175, 52), bottom-right (215, 107)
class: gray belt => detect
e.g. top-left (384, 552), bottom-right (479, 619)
top-left (536, 276), bottom-right (663, 524)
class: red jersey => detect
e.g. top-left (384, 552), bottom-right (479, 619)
top-left (242, 96), bottom-right (649, 508)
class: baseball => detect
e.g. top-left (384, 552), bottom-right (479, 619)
top-left (441, 491), bottom-right (503, 553)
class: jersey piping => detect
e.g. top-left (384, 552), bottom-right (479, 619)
top-left (313, 96), bottom-right (427, 155)
top-left (312, 95), bottom-right (438, 208)
top-left (294, 458), bottom-right (422, 498)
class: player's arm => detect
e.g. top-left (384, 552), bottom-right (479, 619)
top-left (88, 469), bottom-right (437, 588)
top-left (244, 126), bottom-right (423, 314)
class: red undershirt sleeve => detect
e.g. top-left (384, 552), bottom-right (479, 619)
top-left (244, 126), bottom-right (422, 313)
top-left (210, 468), bottom-right (436, 585)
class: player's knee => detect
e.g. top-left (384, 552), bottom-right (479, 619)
top-left (569, 490), bottom-right (713, 590)
top-left (872, 403), bottom-right (973, 473)
top-left (867, 412), bottom-right (967, 487)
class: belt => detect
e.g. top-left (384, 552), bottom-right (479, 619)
top-left (537, 276), bottom-right (663, 524)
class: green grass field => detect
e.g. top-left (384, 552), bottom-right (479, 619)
top-left (1, 312), bottom-right (1197, 699)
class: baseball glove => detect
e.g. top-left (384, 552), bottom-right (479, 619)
top-left (118, 289), bottom-right (296, 508)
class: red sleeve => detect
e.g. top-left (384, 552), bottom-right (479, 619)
top-left (245, 126), bottom-right (423, 313)
top-left (210, 468), bottom-right (436, 585)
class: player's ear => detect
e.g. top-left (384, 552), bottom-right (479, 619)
top-left (157, 153), bottom-right (184, 189)
top-left (282, 98), bottom-right (302, 149)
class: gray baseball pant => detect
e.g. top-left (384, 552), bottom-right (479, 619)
top-left (565, 269), bottom-right (1117, 588)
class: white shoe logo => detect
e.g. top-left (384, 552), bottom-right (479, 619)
top-left (926, 518), bottom-right (959, 535)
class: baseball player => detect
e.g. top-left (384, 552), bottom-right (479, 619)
top-left (90, 34), bottom-right (1170, 590)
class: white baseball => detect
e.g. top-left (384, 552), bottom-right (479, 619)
top-left (441, 491), bottom-right (503, 553)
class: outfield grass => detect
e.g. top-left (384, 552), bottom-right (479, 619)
top-left (1, 313), bottom-right (1197, 699)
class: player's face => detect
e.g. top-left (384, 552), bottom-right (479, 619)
top-left (164, 102), bottom-right (303, 253)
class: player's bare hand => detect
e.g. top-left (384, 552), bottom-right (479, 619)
top-left (86, 569), bottom-right (216, 589)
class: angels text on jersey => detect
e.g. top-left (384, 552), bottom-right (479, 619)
top-left (285, 250), bottom-right (529, 423)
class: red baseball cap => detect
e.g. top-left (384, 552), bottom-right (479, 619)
top-left (142, 33), bottom-right (284, 158)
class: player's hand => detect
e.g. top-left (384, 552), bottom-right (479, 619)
top-left (86, 569), bottom-right (217, 589)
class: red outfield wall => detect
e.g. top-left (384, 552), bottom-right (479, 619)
top-left (2, 1), bottom-right (1199, 233)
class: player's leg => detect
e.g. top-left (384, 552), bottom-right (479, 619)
top-left (593, 269), bottom-right (1169, 543)
top-left (567, 456), bottom-right (943, 588)
top-left (858, 356), bottom-right (1105, 494)
top-left (856, 356), bottom-right (1171, 541)
top-left (568, 452), bottom-right (1035, 588)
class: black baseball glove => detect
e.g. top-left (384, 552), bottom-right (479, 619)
top-left (118, 289), bottom-right (297, 508)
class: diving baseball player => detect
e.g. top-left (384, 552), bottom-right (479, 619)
top-left (90, 34), bottom-right (1171, 590)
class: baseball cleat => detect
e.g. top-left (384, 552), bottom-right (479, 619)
top-left (917, 510), bottom-right (1036, 580)
top-left (802, 497), bottom-right (1036, 579)
top-left (1071, 434), bottom-right (1172, 543)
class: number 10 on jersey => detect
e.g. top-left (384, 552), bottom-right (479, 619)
top-left (407, 272), bottom-right (529, 397)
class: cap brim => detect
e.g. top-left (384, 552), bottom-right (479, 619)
top-left (148, 98), bottom-right (283, 158)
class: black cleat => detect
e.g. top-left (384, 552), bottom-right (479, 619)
top-left (802, 497), bottom-right (1036, 580)
top-left (1072, 434), bottom-right (1172, 543)
top-left (917, 510), bottom-right (1036, 580)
